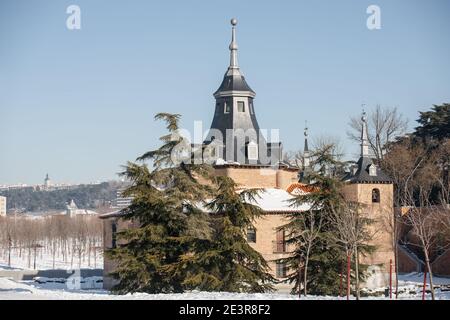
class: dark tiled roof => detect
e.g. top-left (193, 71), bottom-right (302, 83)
top-left (214, 74), bottom-right (255, 94)
top-left (344, 156), bottom-right (392, 184)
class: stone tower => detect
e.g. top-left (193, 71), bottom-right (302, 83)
top-left (343, 110), bottom-right (395, 288)
top-left (44, 173), bottom-right (51, 188)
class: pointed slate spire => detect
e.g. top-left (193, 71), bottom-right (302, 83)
top-left (299, 122), bottom-right (311, 183)
top-left (303, 122), bottom-right (310, 169)
top-left (205, 18), bottom-right (281, 166)
top-left (214, 18), bottom-right (255, 94)
top-left (343, 107), bottom-right (392, 184)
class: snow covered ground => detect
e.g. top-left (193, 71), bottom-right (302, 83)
top-left (0, 250), bottom-right (103, 270)
top-left (0, 273), bottom-right (449, 300)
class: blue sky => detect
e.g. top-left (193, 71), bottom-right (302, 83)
top-left (1, 0), bottom-right (449, 185)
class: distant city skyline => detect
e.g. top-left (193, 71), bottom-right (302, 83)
top-left (1, 0), bottom-right (450, 185)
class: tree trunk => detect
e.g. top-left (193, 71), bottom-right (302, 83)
top-left (33, 245), bottom-right (37, 270)
top-left (298, 255), bottom-right (302, 299)
top-left (88, 241), bottom-right (91, 267)
top-left (28, 246), bottom-right (31, 268)
top-left (304, 244), bottom-right (311, 297)
top-left (8, 236), bottom-right (11, 267)
top-left (346, 252), bottom-right (351, 300)
top-left (422, 266), bottom-right (427, 300)
top-left (423, 250), bottom-right (435, 300)
top-left (52, 243), bottom-right (56, 270)
top-left (394, 241), bottom-right (399, 299)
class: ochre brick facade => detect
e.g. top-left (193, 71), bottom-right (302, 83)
top-left (214, 166), bottom-right (298, 190)
top-left (101, 167), bottom-right (396, 290)
top-left (249, 214), bottom-right (292, 279)
top-left (342, 183), bottom-right (395, 287)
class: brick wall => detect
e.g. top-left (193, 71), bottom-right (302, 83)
top-left (431, 249), bottom-right (450, 276)
top-left (214, 167), bottom-right (298, 189)
top-left (342, 183), bottom-right (395, 287)
top-left (397, 246), bottom-right (422, 273)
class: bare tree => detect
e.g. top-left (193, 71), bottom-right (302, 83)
top-left (284, 208), bottom-right (324, 297)
top-left (329, 200), bottom-right (375, 300)
top-left (0, 214), bottom-right (103, 270)
top-left (348, 105), bottom-right (408, 162)
top-left (301, 209), bottom-right (323, 297)
top-left (312, 135), bottom-right (346, 161)
top-left (403, 188), bottom-right (440, 300)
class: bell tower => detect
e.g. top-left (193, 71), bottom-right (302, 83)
top-left (343, 110), bottom-right (395, 288)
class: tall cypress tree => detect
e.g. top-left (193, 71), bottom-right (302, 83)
top-left (106, 113), bottom-right (215, 294)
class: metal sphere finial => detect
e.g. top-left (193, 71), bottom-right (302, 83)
top-left (361, 104), bottom-right (367, 122)
top-left (361, 111), bottom-right (367, 122)
top-left (231, 18), bottom-right (238, 26)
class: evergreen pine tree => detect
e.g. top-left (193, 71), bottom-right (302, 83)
top-left (415, 103), bottom-right (450, 141)
top-left (179, 176), bottom-right (275, 293)
top-left (105, 113), bottom-right (215, 294)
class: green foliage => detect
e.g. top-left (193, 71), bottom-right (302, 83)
top-left (278, 144), bottom-right (374, 296)
top-left (106, 113), bottom-right (275, 294)
top-left (106, 113), bottom-right (214, 294)
top-left (179, 177), bottom-right (275, 293)
top-left (415, 103), bottom-right (450, 141)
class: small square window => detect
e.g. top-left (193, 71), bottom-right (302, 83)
top-left (369, 164), bottom-right (377, 176)
top-left (276, 262), bottom-right (287, 278)
top-left (247, 227), bottom-right (256, 243)
top-left (224, 103), bottom-right (231, 114)
top-left (247, 141), bottom-right (258, 160)
top-left (237, 101), bottom-right (245, 112)
top-left (111, 222), bottom-right (117, 249)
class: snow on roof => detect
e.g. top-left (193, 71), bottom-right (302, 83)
top-left (196, 188), bottom-right (310, 214)
top-left (98, 210), bottom-right (123, 219)
top-left (99, 188), bottom-right (311, 219)
top-left (246, 188), bottom-right (310, 213)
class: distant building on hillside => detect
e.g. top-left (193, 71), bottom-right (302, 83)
top-left (65, 199), bottom-right (98, 217)
top-left (0, 196), bottom-right (6, 216)
top-left (44, 173), bottom-right (52, 189)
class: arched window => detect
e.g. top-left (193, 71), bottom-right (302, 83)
top-left (372, 188), bottom-right (380, 203)
top-left (276, 262), bottom-right (287, 278)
